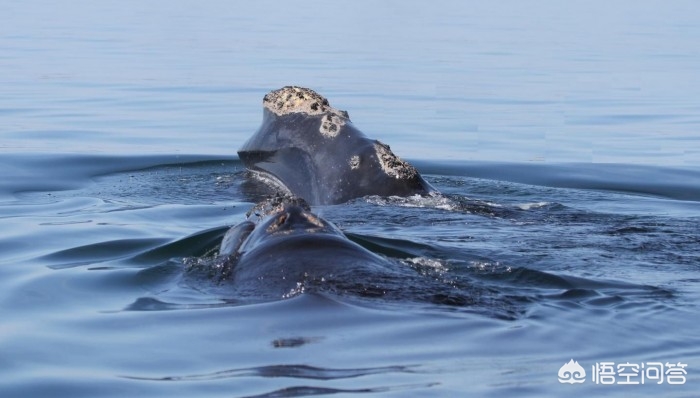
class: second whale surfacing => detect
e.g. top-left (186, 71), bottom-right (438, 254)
top-left (214, 195), bottom-right (399, 300)
top-left (238, 86), bottom-right (434, 205)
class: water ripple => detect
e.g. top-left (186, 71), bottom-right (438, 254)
top-left (123, 364), bottom-right (418, 382)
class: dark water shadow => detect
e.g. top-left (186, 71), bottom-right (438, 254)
top-left (415, 160), bottom-right (700, 202)
top-left (122, 363), bottom-right (437, 397)
top-left (128, 226), bottom-right (228, 265)
top-left (238, 383), bottom-right (439, 398)
top-left (40, 226), bottom-right (230, 270)
top-left (344, 232), bottom-right (438, 259)
top-left (123, 364), bottom-right (418, 382)
top-left (41, 237), bottom-right (171, 269)
top-left (470, 264), bottom-right (676, 314)
top-left (271, 336), bottom-right (324, 348)
top-left (1, 153), bottom-right (238, 200)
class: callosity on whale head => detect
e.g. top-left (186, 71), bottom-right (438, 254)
top-left (238, 86), bottom-right (434, 205)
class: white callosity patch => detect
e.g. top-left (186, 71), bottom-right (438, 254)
top-left (263, 86), bottom-right (330, 116)
top-left (349, 155), bottom-right (360, 170)
top-left (320, 113), bottom-right (346, 137)
top-left (262, 86), bottom-right (349, 138)
top-left (373, 141), bottom-right (419, 179)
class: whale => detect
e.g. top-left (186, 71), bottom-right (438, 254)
top-left (216, 195), bottom-right (395, 299)
top-left (238, 86), bottom-right (434, 205)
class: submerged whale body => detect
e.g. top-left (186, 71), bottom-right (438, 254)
top-left (238, 86), bottom-right (433, 205)
top-left (217, 196), bottom-right (395, 298)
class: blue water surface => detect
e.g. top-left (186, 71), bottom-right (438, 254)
top-left (2, 1), bottom-right (699, 397)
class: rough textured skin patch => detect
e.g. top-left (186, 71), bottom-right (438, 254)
top-left (349, 155), bottom-right (360, 170)
top-left (262, 86), bottom-right (348, 138)
top-left (263, 86), bottom-right (329, 116)
top-left (247, 193), bottom-right (311, 219)
top-left (320, 113), bottom-right (345, 137)
top-left (374, 141), bottom-right (419, 180)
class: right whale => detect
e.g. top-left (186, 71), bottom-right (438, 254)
top-left (216, 195), bottom-right (396, 299)
top-left (238, 86), bottom-right (434, 205)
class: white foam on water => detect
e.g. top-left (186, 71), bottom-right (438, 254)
top-left (516, 202), bottom-right (550, 210)
top-left (364, 192), bottom-right (458, 211)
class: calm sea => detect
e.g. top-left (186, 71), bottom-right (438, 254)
top-left (2, 1), bottom-right (699, 396)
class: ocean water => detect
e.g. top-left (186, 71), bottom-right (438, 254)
top-left (2, 1), bottom-right (699, 397)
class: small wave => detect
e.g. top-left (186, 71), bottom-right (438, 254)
top-left (121, 297), bottom-right (230, 311)
top-left (41, 237), bottom-right (170, 269)
top-left (515, 201), bottom-right (551, 210)
top-left (470, 264), bottom-right (675, 313)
